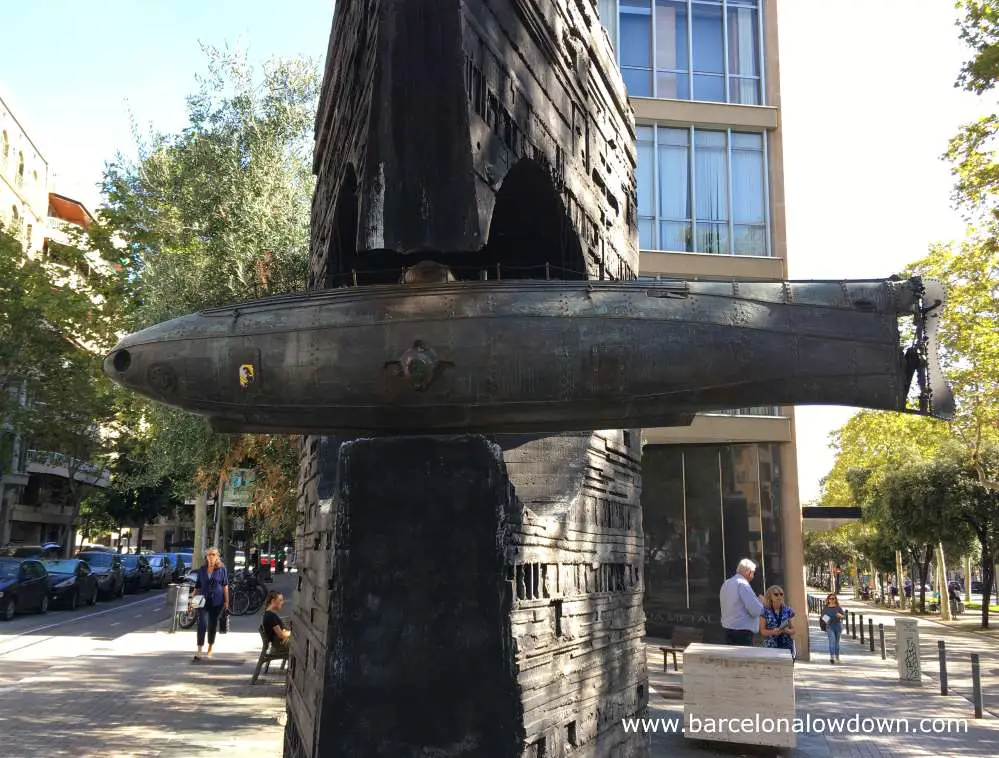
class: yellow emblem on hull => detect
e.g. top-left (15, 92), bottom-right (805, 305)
top-left (239, 364), bottom-right (255, 388)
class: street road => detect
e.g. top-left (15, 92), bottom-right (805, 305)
top-left (0, 575), bottom-right (295, 757)
top-left (0, 587), bottom-right (172, 686)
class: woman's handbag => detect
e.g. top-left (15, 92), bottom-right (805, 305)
top-left (219, 607), bottom-right (231, 634)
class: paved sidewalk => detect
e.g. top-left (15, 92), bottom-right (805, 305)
top-left (0, 574), bottom-right (296, 758)
top-left (643, 612), bottom-right (999, 757)
top-left (808, 590), bottom-right (999, 719)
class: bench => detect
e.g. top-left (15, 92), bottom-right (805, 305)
top-left (660, 625), bottom-right (704, 672)
top-left (683, 643), bottom-right (796, 748)
top-left (250, 622), bottom-right (289, 684)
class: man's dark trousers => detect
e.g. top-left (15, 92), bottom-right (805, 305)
top-left (724, 629), bottom-right (754, 646)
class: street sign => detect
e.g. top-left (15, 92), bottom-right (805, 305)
top-left (223, 468), bottom-right (256, 508)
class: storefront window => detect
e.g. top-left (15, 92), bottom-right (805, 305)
top-left (642, 442), bottom-right (786, 639)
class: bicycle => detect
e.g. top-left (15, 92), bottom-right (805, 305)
top-left (231, 569), bottom-right (267, 615)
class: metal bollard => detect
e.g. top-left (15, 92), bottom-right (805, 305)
top-left (972, 654), bottom-right (983, 718)
top-left (879, 623), bottom-right (886, 659)
top-left (851, 612), bottom-right (857, 639)
top-left (860, 614), bottom-right (865, 644)
top-left (938, 641), bottom-right (948, 695)
top-left (869, 619), bottom-right (875, 652)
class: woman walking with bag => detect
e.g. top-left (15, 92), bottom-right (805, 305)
top-left (192, 547), bottom-right (229, 661)
top-left (820, 593), bottom-right (846, 664)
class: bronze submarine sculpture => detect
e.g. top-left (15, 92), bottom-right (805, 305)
top-left (102, 274), bottom-right (954, 435)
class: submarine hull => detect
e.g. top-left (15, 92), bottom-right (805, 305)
top-left (103, 276), bottom-right (953, 435)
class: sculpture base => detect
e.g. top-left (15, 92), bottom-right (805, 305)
top-left (285, 435), bottom-right (522, 757)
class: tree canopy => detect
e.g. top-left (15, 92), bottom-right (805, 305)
top-left (88, 48), bottom-right (320, 537)
top-left (816, 1), bottom-right (999, 625)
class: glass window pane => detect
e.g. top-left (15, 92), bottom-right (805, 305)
top-left (731, 142), bottom-right (764, 223)
top-left (620, 3), bottom-right (653, 69)
top-left (683, 447), bottom-right (727, 615)
top-left (637, 136), bottom-right (655, 217)
top-left (622, 67), bottom-right (653, 97)
top-left (656, 71), bottom-right (690, 100)
top-left (731, 132), bottom-right (763, 150)
top-left (729, 77), bottom-right (760, 105)
top-left (657, 139), bottom-right (689, 219)
top-left (692, 73), bottom-right (725, 102)
top-left (759, 444), bottom-right (786, 591)
top-left (660, 127), bottom-right (690, 146)
top-left (641, 447), bottom-right (690, 632)
top-left (720, 445), bottom-right (765, 591)
top-left (696, 222), bottom-right (729, 254)
top-left (727, 6), bottom-right (759, 77)
top-left (694, 130), bottom-right (727, 224)
top-left (694, 130), bottom-right (725, 148)
top-left (598, 0), bottom-right (619, 49)
top-left (655, 0), bottom-right (689, 71)
top-left (636, 124), bottom-right (655, 141)
top-left (733, 224), bottom-right (766, 255)
top-left (639, 217), bottom-right (655, 249)
top-left (691, 2), bottom-right (724, 74)
top-left (659, 221), bottom-right (692, 252)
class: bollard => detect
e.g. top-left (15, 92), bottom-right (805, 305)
top-left (879, 623), bottom-right (886, 659)
top-left (972, 654), bottom-right (983, 718)
top-left (851, 611), bottom-right (857, 639)
top-left (868, 619), bottom-right (875, 652)
top-left (938, 641), bottom-right (948, 695)
top-left (860, 614), bottom-right (865, 644)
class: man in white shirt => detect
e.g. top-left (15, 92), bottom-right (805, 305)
top-left (719, 558), bottom-right (765, 645)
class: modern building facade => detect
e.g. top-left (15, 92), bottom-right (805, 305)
top-left (597, 0), bottom-right (807, 658)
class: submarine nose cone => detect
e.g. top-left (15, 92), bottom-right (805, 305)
top-left (104, 346), bottom-right (134, 386)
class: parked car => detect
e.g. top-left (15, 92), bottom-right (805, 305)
top-left (77, 551), bottom-right (125, 599)
top-left (0, 557), bottom-right (50, 620)
top-left (146, 555), bottom-right (171, 589)
top-left (0, 544), bottom-right (63, 560)
top-left (121, 554), bottom-right (153, 593)
top-left (158, 553), bottom-right (188, 583)
top-left (44, 559), bottom-right (100, 609)
top-left (78, 544), bottom-right (116, 553)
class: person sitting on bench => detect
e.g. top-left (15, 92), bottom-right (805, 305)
top-left (262, 591), bottom-right (291, 653)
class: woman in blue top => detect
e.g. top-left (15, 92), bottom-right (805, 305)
top-left (760, 585), bottom-right (796, 659)
top-left (192, 547), bottom-right (229, 661)
top-left (822, 593), bottom-right (846, 664)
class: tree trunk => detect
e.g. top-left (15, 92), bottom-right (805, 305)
top-left (918, 545), bottom-right (933, 613)
top-left (981, 560), bottom-right (994, 629)
top-left (966, 555), bottom-right (973, 602)
top-left (135, 523), bottom-right (145, 553)
top-left (937, 543), bottom-right (951, 621)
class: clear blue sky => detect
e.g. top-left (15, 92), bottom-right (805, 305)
top-left (0, 0), bottom-right (333, 209)
top-left (0, 1), bottom-right (986, 504)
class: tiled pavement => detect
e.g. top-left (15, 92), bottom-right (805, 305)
top-left (0, 575), bottom-right (295, 758)
top-left (2, 573), bottom-right (995, 758)
top-left (643, 611), bottom-right (999, 758)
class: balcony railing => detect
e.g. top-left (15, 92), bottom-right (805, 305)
top-left (25, 449), bottom-right (111, 485)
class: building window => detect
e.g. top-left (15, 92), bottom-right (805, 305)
top-left (641, 443), bottom-right (785, 640)
top-left (16, 152), bottom-right (24, 186)
top-left (636, 124), bottom-right (769, 255)
top-left (1, 130), bottom-right (8, 165)
top-left (604, 0), bottom-right (762, 105)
